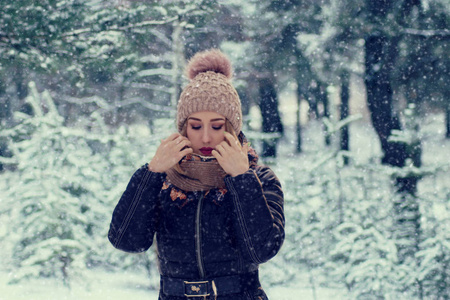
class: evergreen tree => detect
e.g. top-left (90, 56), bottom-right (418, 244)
top-left (0, 0), bottom-right (91, 123)
top-left (0, 83), bottom-right (110, 286)
top-left (328, 223), bottom-right (400, 299)
top-left (416, 219), bottom-right (450, 298)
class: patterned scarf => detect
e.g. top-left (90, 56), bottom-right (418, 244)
top-left (165, 131), bottom-right (259, 192)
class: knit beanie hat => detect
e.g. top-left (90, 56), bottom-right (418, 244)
top-left (176, 49), bottom-right (242, 134)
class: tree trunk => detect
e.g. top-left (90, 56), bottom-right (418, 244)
top-left (321, 83), bottom-right (331, 146)
top-left (340, 70), bottom-right (350, 165)
top-left (307, 90), bottom-right (319, 120)
top-left (446, 104), bottom-right (450, 139)
top-left (296, 81), bottom-right (303, 153)
top-left (172, 20), bottom-right (184, 109)
top-left (258, 77), bottom-right (283, 157)
top-left (0, 78), bottom-right (9, 172)
top-left (364, 30), bottom-right (421, 264)
top-left (15, 67), bottom-right (28, 102)
top-left (364, 35), bottom-right (406, 167)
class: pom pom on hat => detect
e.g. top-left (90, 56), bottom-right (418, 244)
top-left (186, 49), bottom-right (232, 80)
top-left (177, 49), bottom-right (242, 134)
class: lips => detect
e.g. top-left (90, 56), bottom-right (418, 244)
top-left (199, 147), bottom-right (214, 156)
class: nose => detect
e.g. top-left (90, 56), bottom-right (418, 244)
top-left (202, 128), bottom-right (211, 144)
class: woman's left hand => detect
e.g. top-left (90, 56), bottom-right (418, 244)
top-left (212, 132), bottom-right (250, 177)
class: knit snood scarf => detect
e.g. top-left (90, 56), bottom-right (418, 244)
top-left (166, 154), bottom-right (227, 192)
top-left (165, 132), bottom-right (259, 192)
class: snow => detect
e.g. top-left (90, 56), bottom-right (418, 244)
top-left (1, 112), bottom-right (449, 299)
top-left (1, 86), bottom-right (449, 299)
top-left (1, 0), bottom-right (449, 297)
top-left (0, 269), bottom-right (345, 300)
top-left (0, 270), bottom-right (159, 300)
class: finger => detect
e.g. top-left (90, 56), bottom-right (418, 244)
top-left (215, 144), bottom-right (227, 156)
top-left (179, 147), bottom-right (193, 158)
top-left (173, 135), bottom-right (184, 145)
top-left (164, 133), bottom-right (181, 142)
top-left (224, 132), bottom-right (240, 149)
top-left (175, 139), bottom-right (192, 151)
top-left (222, 141), bottom-right (235, 154)
top-left (172, 134), bottom-right (189, 143)
top-left (182, 139), bottom-right (192, 147)
top-left (243, 142), bottom-right (249, 154)
top-left (211, 150), bottom-right (223, 162)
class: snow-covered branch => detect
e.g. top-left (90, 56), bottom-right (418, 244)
top-left (120, 97), bottom-right (175, 112)
top-left (403, 28), bottom-right (450, 39)
top-left (54, 93), bottom-right (175, 113)
top-left (63, 16), bottom-right (179, 38)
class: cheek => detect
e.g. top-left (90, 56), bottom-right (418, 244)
top-left (213, 131), bottom-right (225, 144)
top-left (186, 130), bottom-right (199, 145)
top-left (186, 128), bottom-right (195, 139)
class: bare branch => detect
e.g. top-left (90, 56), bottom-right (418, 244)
top-left (120, 97), bottom-right (175, 112)
top-left (403, 28), bottom-right (450, 39)
top-left (126, 82), bottom-right (173, 94)
top-left (63, 16), bottom-right (179, 38)
top-left (53, 93), bottom-right (175, 113)
top-left (51, 93), bottom-right (110, 108)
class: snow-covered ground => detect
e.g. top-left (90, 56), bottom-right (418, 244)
top-left (0, 269), bottom-right (346, 300)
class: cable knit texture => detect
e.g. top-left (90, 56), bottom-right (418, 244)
top-left (165, 153), bottom-right (228, 191)
top-left (177, 49), bottom-right (242, 134)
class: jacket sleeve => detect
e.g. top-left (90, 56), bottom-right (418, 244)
top-left (108, 164), bottom-right (165, 253)
top-left (224, 166), bottom-right (285, 264)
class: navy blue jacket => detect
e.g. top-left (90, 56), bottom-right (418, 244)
top-left (108, 163), bottom-right (284, 299)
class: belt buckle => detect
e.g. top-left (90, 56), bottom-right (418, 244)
top-left (184, 280), bottom-right (210, 298)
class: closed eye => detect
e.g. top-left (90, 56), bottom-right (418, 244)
top-left (191, 125), bottom-right (201, 130)
top-left (212, 125), bottom-right (223, 130)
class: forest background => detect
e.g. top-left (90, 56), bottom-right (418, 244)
top-left (0, 0), bottom-right (449, 299)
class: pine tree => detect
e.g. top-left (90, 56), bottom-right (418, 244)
top-left (1, 83), bottom-right (110, 286)
top-left (416, 222), bottom-right (450, 298)
top-left (328, 222), bottom-right (400, 299)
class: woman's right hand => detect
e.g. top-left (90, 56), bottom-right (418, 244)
top-left (147, 133), bottom-right (193, 173)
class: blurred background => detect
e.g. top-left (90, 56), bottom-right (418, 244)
top-left (0, 0), bottom-right (449, 299)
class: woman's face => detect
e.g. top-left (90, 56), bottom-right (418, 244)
top-left (186, 111), bottom-right (226, 156)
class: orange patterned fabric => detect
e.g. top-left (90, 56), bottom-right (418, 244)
top-left (162, 179), bottom-right (227, 209)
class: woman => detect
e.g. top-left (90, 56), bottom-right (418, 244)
top-left (108, 49), bottom-right (285, 300)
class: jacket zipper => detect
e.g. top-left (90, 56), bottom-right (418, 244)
top-left (195, 193), bottom-right (205, 278)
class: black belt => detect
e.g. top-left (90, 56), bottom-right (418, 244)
top-left (161, 271), bottom-right (259, 299)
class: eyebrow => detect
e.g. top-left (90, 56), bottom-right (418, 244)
top-left (188, 117), bottom-right (226, 122)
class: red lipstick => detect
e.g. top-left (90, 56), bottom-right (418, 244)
top-left (199, 147), bottom-right (214, 156)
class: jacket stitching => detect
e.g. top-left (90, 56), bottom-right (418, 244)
top-left (114, 169), bottom-right (152, 248)
top-left (226, 175), bottom-right (263, 264)
top-left (115, 170), bottom-right (152, 247)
